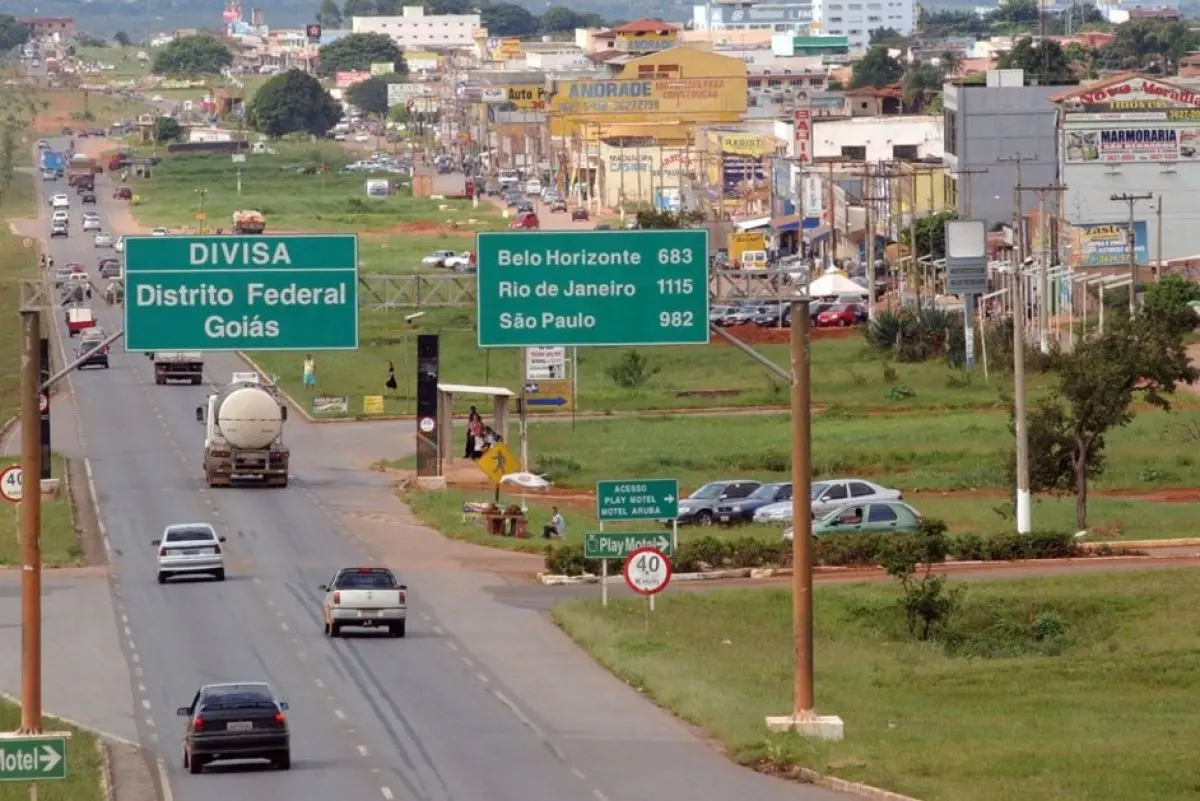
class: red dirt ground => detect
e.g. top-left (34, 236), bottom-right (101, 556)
top-left (711, 325), bottom-right (858, 346)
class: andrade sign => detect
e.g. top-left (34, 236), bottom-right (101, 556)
top-left (551, 77), bottom-right (742, 116)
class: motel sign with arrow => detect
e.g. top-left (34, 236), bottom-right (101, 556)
top-left (0, 735), bottom-right (68, 781)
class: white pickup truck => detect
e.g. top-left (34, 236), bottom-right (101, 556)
top-left (320, 567), bottom-right (408, 638)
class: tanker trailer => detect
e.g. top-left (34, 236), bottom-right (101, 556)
top-left (195, 373), bottom-right (289, 487)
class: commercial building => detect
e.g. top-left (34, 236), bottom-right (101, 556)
top-left (812, 116), bottom-right (943, 161)
top-left (692, 1), bottom-right (815, 32)
top-left (18, 17), bottom-right (75, 38)
top-left (1052, 71), bottom-right (1200, 265)
top-left (351, 7), bottom-right (481, 49)
top-left (811, 0), bottom-right (916, 51)
top-left (941, 70), bottom-right (1060, 227)
top-left (590, 20), bottom-right (682, 56)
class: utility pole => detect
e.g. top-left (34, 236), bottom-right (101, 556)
top-left (1110, 192), bottom-right (1152, 315)
top-left (18, 293), bottom-right (43, 734)
top-left (825, 161), bottom-right (837, 269)
top-left (998, 153), bottom-right (1036, 260)
top-left (1017, 183), bottom-right (1068, 353)
top-left (854, 162), bottom-right (885, 320)
top-left (950, 166), bottom-right (989, 218)
top-left (1155, 194), bottom-right (1164, 282)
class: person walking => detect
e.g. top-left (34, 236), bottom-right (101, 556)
top-left (302, 354), bottom-right (316, 391)
top-left (542, 506), bottom-right (565, 539)
top-left (385, 360), bottom-right (398, 396)
top-left (465, 407), bottom-right (483, 459)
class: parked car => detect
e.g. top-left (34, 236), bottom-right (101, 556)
top-left (748, 303), bottom-right (789, 327)
top-left (719, 303), bottom-right (769, 326)
top-left (754, 479), bottom-right (904, 524)
top-left (422, 250), bottom-right (457, 268)
top-left (571, 207), bottom-right (589, 222)
top-left (784, 501), bottom-right (923, 539)
top-left (815, 303), bottom-right (868, 328)
top-left (709, 305), bottom-right (734, 324)
top-left (593, 223), bottom-right (611, 230)
top-left (808, 301), bottom-right (837, 324)
top-left (444, 251), bottom-right (475, 272)
top-left (714, 482), bottom-right (792, 524)
top-left (672, 480), bottom-right (762, 527)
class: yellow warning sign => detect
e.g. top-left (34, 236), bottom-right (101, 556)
top-left (476, 442), bottom-right (521, 485)
top-left (363, 395), bottom-right (384, 415)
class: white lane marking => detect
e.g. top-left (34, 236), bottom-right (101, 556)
top-left (127, 640), bottom-right (136, 651)
top-left (144, 717), bottom-right (155, 727)
top-left (121, 613), bottom-right (128, 624)
top-left (157, 758), bottom-right (176, 801)
top-left (461, 656), bottom-right (474, 669)
top-left (134, 666), bottom-right (143, 678)
top-left (123, 626), bottom-right (132, 636)
top-left (253, 577), bottom-right (262, 584)
top-left (475, 673), bottom-right (489, 684)
top-left (141, 699), bottom-right (151, 710)
top-left (571, 767), bottom-right (586, 780)
top-left (593, 791), bottom-right (609, 801)
top-left (333, 709), bottom-right (346, 720)
top-left (356, 744), bottom-right (369, 757)
top-left (313, 678), bottom-right (324, 689)
top-left (432, 625), bottom-right (443, 635)
top-left (380, 788), bottom-right (394, 800)
top-left (130, 652), bottom-right (140, 663)
top-left (420, 614), bottom-right (431, 621)
top-left (137, 683), bottom-right (147, 693)
top-left (280, 622), bottom-right (290, 632)
top-left (491, 690), bottom-right (548, 740)
top-left (447, 641), bottom-right (458, 652)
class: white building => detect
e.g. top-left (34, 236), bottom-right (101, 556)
top-left (812, 116), bottom-right (942, 161)
top-left (351, 7), bottom-right (481, 49)
top-left (692, 1), bottom-right (816, 32)
top-left (811, 0), bottom-right (916, 52)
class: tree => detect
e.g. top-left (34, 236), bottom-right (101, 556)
top-left (868, 27), bottom-right (907, 47)
top-left (375, 0), bottom-right (403, 12)
top-left (1142, 274), bottom-right (1200, 338)
top-left (995, 37), bottom-right (1077, 85)
top-left (539, 7), bottom-right (586, 34)
top-left (248, 69), bottom-right (342, 137)
top-left (151, 34), bottom-right (233, 75)
top-left (316, 0), bottom-right (343, 28)
top-left (154, 116), bottom-right (183, 143)
top-left (898, 211), bottom-right (955, 260)
top-left (426, 0), bottom-right (474, 13)
top-left (1020, 312), bottom-right (1197, 529)
top-left (850, 46), bottom-right (904, 89)
top-left (900, 59), bottom-right (945, 109)
top-left (482, 3), bottom-right (540, 37)
top-left (634, 209), bottom-right (705, 229)
top-left (0, 15), bottom-right (30, 53)
top-left (316, 32), bottom-right (401, 76)
top-left (113, 30), bottom-right (132, 47)
top-left (346, 73), bottom-right (408, 115)
top-left (342, 0), bottom-right (377, 16)
top-left (990, 0), bottom-right (1040, 27)
top-left (1099, 19), bottom-right (1198, 75)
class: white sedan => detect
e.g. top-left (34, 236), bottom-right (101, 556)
top-left (94, 233), bottom-right (114, 248)
top-left (753, 479), bottom-right (904, 523)
top-left (152, 523), bottom-right (226, 584)
top-left (81, 217), bottom-right (101, 232)
top-left (151, 227), bottom-right (169, 236)
top-left (114, 236), bottom-right (125, 253)
top-left (49, 193), bottom-right (69, 209)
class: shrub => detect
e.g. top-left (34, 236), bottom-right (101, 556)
top-left (949, 530), bottom-right (1079, 561)
top-left (880, 518), bottom-right (962, 640)
top-left (605, 349), bottom-right (660, 388)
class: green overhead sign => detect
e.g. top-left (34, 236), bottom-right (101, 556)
top-left (123, 234), bottom-right (359, 352)
top-left (584, 532), bottom-right (675, 560)
top-left (475, 230), bottom-right (709, 348)
top-left (0, 736), bottom-right (67, 782)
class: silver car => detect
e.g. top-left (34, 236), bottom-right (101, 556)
top-left (82, 216), bottom-right (101, 232)
top-left (94, 233), bottom-right (114, 248)
top-left (153, 523), bottom-right (226, 584)
top-left (753, 478), bottom-right (903, 523)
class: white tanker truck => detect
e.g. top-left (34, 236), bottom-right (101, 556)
top-left (195, 372), bottom-right (289, 487)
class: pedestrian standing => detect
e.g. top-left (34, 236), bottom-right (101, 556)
top-left (302, 354), bottom-right (316, 391)
top-left (465, 406), bottom-right (483, 459)
top-left (385, 360), bottom-right (398, 396)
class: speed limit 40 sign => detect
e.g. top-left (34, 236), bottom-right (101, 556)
top-left (0, 465), bottom-right (22, 503)
top-left (623, 546), bottom-right (672, 596)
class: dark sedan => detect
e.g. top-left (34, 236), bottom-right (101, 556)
top-left (178, 682), bottom-right (291, 773)
top-left (715, 482), bottom-right (793, 524)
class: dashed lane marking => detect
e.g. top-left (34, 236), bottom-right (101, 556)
top-left (380, 788), bottom-right (394, 800)
top-left (141, 699), bottom-right (151, 710)
top-left (356, 744), bottom-right (369, 757)
top-left (475, 672), bottom-right (489, 684)
top-left (333, 709), bottom-right (346, 720)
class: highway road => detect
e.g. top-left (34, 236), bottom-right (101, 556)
top-left (37, 137), bottom-right (852, 801)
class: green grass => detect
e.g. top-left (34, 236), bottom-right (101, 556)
top-left (128, 145), bottom-right (502, 233)
top-left (387, 405), bottom-right (1200, 494)
top-left (249, 325), bottom-right (1065, 418)
top-left (0, 174), bottom-right (40, 424)
top-left (74, 46), bottom-right (153, 81)
top-left (0, 700), bottom-right (105, 801)
top-left (0, 455), bottom-right (84, 567)
top-left (553, 570), bottom-right (1200, 801)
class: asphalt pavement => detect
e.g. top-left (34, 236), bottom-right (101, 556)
top-left (38, 137), bottom-right (853, 801)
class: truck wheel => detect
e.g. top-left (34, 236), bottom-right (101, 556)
top-left (390, 621), bottom-right (406, 638)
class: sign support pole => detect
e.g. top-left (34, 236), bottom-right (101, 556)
top-left (599, 521), bottom-right (607, 609)
top-left (19, 309), bottom-right (42, 735)
top-left (963, 294), bottom-right (975, 370)
top-left (790, 299), bottom-right (814, 717)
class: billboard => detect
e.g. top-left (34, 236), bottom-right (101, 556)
top-left (550, 77), bottom-right (744, 117)
top-left (1068, 77), bottom-right (1200, 116)
top-left (709, 132), bottom-right (772, 157)
top-left (598, 144), bottom-right (691, 207)
top-left (481, 85), bottom-right (546, 110)
top-left (793, 97), bottom-right (812, 164)
top-left (369, 62), bottom-right (395, 75)
top-left (1064, 127), bottom-right (1200, 163)
top-left (717, 4), bottom-right (812, 23)
top-left (1069, 221), bottom-right (1149, 267)
top-left (335, 71), bottom-right (370, 88)
top-left (386, 82), bottom-right (429, 107)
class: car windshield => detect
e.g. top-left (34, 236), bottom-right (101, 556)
top-left (202, 688), bottom-right (275, 710)
top-left (811, 482), bottom-right (830, 498)
top-left (689, 483), bottom-right (727, 500)
top-left (334, 569), bottom-right (398, 589)
top-left (81, 341), bottom-right (100, 352)
top-left (749, 484), bottom-right (786, 500)
top-left (164, 527), bottom-right (214, 542)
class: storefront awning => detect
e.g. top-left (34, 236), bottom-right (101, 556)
top-left (735, 216), bottom-right (771, 231)
top-left (771, 213), bottom-right (801, 232)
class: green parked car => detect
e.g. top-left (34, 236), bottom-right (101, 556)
top-left (783, 501), bottom-right (922, 540)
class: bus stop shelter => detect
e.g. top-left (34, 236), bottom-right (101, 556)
top-left (436, 383), bottom-right (513, 474)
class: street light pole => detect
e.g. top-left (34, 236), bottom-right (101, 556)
top-left (1110, 192), bottom-right (1152, 316)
